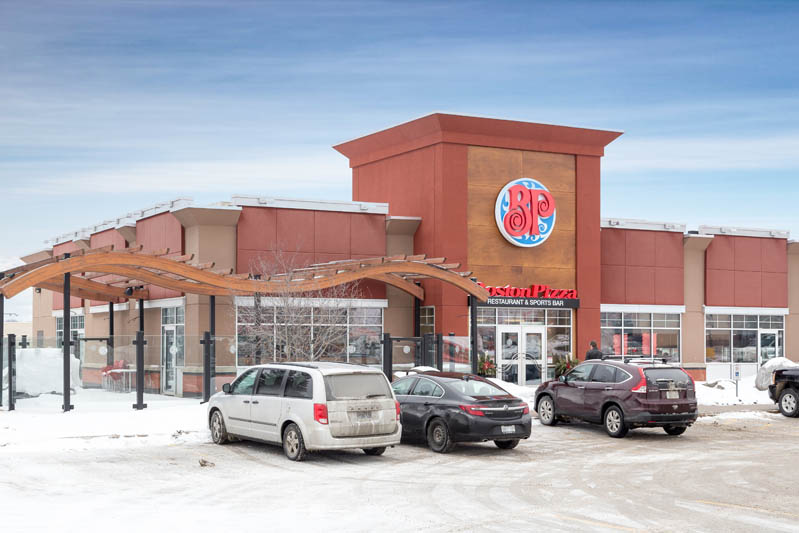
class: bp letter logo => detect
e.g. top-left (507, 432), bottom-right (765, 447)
top-left (495, 178), bottom-right (556, 247)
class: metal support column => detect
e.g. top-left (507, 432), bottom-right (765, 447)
top-left (382, 333), bottom-right (392, 380)
top-left (209, 295), bottom-right (216, 382)
top-left (63, 272), bottom-right (73, 412)
top-left (1, 293), bottom-right (4, 408)
top-left (413, 294), bottom-right (421, 338)
top-left (132, 330), bottom-right (147, 410)
top-left (469, 294), bottom-right (479, 375)
top-left (20, 335), bottom-right (28, 349)
top-left (138, 298), bottom-right (145, 333)
top-left (435, 333), bottom-right (443, 371)
top-left (201, 331), bottom-right (212, 403)
top-left (108, 301), bottom-right (115, 366)
top-left (7, 334), bottom-right (15, 410)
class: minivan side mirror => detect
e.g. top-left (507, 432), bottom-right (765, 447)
top-left (558, 375), bottom-right (566, 383)
top-left (222, 383), bottom-right (231, 394)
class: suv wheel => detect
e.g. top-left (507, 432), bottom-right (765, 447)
top-left (282, 423), bottom-right (307, 461)
top-left (494, 439), bottom-right (520, 450)
top-left (210, 410), bottom-right (229, 444)
top-left (427, 419), bottom-right (455, 453)
top-left (363, 447), bottom-right (386, 456)
top-left (537, 396), bottom-right (558, 426)
top-left (779, 388), bottom-right (799, 417)
top-left (663, 425), bottom-right (687, 436)
top-left (604, 406), bottom-right (628, 438)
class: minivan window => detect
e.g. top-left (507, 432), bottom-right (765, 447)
top-left (231, 369), bottom-right (257, 395)
top-left (391, 377), bottom-right (417, 396)
top-left (284, 370), bottom-right (313, 399)
top-left (325, 373), bottom-right (392, 400)
top-left (256, 368), bottom-right (286, 396)
top-left (591, 364), bottom-right (616, 383)
top-left (645, 368), bottom-right (692, 389)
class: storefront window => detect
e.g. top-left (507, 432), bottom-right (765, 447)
top-left (705, 314), bottom-right (785, 365)
top-left (600, 312), bottom-right (681, 363)
top-left (419, 306), bottom-right (435, 335)
top-left (732, 330), bottom-right (757, 363)
top-left (706, 330), bottom-right (731, 363)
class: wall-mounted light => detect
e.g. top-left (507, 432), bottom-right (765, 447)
top-left (35, 288), bottom-right (42, 294)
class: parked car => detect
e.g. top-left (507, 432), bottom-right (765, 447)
top-left (208, 362), bottom-right (401, 461)
top-left (534, 360), bottom-right (697, 438)
top-left (768, 367), bottom-right (799, 417)
top-left (391, 372), bottom-right (532, 452)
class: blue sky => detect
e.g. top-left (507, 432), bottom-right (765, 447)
top-left (1, 0), bottom-right (798, 319)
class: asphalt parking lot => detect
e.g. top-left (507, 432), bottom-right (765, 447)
top-left (3, 409), bottom-right (799, 532)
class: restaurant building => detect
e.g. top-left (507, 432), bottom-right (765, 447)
top-left (24, 113), bottom-right (797, 396)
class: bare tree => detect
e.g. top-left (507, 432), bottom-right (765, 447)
top-left (235, 251), bottom-right (369, 365)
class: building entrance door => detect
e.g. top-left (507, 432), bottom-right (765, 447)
top-left (759, 330), bottom-right (780, 365)
top-left (161, 326), bottom-right (178, 395)
top-left (496, 325), bottom-right (546, 386)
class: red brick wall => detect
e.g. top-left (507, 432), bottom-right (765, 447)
top-left (89, 229), bottom-right (128, 305)
top-left (705, 236), bottom-right (788, 307)
top-left (600, 228), bottom-right (684, 305)
top-left (136, 213), bottom-right (184, 300)
top-left (236, 207), bottom-right (387, 298)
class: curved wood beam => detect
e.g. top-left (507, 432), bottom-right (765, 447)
top-left (0, 252), bottom-right (489, 302)
top-left (72, 265), bottom-right (248, 297)
top-left (36, 276), bottom-right (149, 301)
top-left (369, 274), bottom-right (424, 300)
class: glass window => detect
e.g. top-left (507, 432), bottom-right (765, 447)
top-left (313, 307), bottom-right (347, 325)
top-left (601, 312), bottom-right (622, 328)
top-left (733, 315), bottom-right (758, 329)
top-left (284, 370), bottom-right (313, 399)
top-left (601, 328), bottom-right (622, 356)
top-left (420, 306), bottom-right (435, 335)
top-left (653, 329), bottom-right (680, 363)
top-left (255, 368), bottom-right (286, 396)
top-left (652, 313), bottom-right (680, 328)
top-left (312, 326), bottom-right (347, 362)
top-left (348, 325), bottom-right (382, 366)
top-left (498, 309), bottom-right (522, 325)
top-left (623, 329), bottom-right (650, 356)
top-left (706, 330), bottom-right (731, 363)
top-left (446, 378), bottom-right (509, 397)
top-left (732, 330), bottom-right (757, 363)
top-left (231, 369), bottom-right (258, 395)
top-left (547, 326), bottom-right (571, 360)
top-left (477, 308), bottom-right (496, 325)
top-left (324, 373), bottom-right (392, 400)
top-left (613, 368), bottom-right (632, 384)
top-left (392, 377), bottom-right (417, 396)
top-left (566, 364), bottom-right (593, 383)
top-left (412, 379), bottom-right (439, 397)
top-left (706, 314), bottom-right (731, 329)
top-left (591, 364), bottom-right (616, 383)
top-left (520, 309), bottom-right (545, 325)
top-left (547, 309), bottom-right (571, 325)
top-left (351, 308), bottom-right (382, 325)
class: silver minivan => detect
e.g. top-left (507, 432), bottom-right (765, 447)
top-left (208, 362), bottom-right (402, 461)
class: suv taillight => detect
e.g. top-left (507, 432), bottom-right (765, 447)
top-left (395, 400), bottom-right (401, 421)
top-left (459, 405), bottom-right (485, 416)
top-left (631, 368), bottom-right (647, 394)
top-left (314, 403), bottom-right (329, 425)
top-left (522, 404), bottom-right (530, 415)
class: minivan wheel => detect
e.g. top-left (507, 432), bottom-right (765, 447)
top-left (537, 396), bottom-right (558, 426)
top-left (282, 423), bottom-right (307, 461)
top-left (427, 419), bottom-right (455, 453)
top-left (663, 425), bottom-right (687, 436)
top-left (778, 389), bottom-right (799, 417)
top-left (494, 439), bottom-right (520, 450)
top-left (210, 410), bottom-right (229, 444)
top-left (363, 447), bottom-right (386, 456)
top-left (604, 406), bottom-right (628, 438)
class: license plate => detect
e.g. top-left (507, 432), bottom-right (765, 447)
top-left (666, 391), bottom-right (679, 399)
top-left (501, 425), bottom-right (516, 434)
top-left (355, 411), bottom-right (373, 421)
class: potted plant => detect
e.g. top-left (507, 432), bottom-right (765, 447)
top-left (478, 354), bottom-right (496, 377)
top-left (554, 356), bottom-right (579, 378)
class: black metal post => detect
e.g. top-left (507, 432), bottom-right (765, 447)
top-left (7, 334), bottom-right (15, 410)
top-left (435, 333), bottom-right (443, 371)
top-left (413, 295), bottom-right (421, 338)
top-left (448, 332), bottom-right (455, 373)
top-left (201, 331), bottom-right (212, 403)
top-left (0, 293), bottom-right (4, 407)
top-left (382, 332), bottom-right (392, 380)
top-left (108, 301), bottom-right (115, 366)
top-left (63, 273), bottom-right (73, 412)
top-left (20, 335), bottom-right (29, 349)
top-left (469, 295), bottom-right (479, 375)
top-left (138, 298), bottom-right (145, 333)
top-left (209, 295), bottom-right (216, 381)
top-left (132, 330), bottom-right (147, 410)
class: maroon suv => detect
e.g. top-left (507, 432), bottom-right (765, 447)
top-left (534, 359), bottom-right (698, 438)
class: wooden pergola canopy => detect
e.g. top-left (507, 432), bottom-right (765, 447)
top-left (0, 246), bottom-right (490, 303)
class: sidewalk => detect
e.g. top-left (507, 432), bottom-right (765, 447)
top-left (698, 403), bottom-right (777, 416)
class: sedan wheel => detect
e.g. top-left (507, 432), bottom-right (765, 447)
top-left (210, 411), bottom-right (229, 445)
top-left (537, 396), bottom-right (557, 426)
top-left (779, 389), bottom-right (799, 417)
top-left (427, 419), bottom-right (455, 453)
top-left (664, 425), bottom-right (687, 436)
top-left (282, 423), bottom-right (307, 461)
top-left (604, 406), bottom-right (628, 438)
top-left (494, 439), bottom-right (519, 450)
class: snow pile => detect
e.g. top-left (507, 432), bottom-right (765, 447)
top-left (0, 388), bottom-right (209, 452)
top-left (1, 348), bottom-right (81, 396)
top-left (755, 357), bottom-right (799, 391)
top-left (694, 374), bottom-right (771, 406)
top-left (488, 378), bottom-right (537, 403)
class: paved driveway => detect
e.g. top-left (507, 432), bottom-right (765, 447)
top-left (2, 409), bottom-right (798, 532)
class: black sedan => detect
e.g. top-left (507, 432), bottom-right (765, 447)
top-left (391, 372), bottom-right (532, 453)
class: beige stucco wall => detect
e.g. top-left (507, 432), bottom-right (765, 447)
top-left (788, 242), bottom-right (799, 361)
top-left (683, 235), bottom-right (714, 369)
top-left (383, 218), bottom-right (420, 338)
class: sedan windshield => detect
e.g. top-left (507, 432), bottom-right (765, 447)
top-left (445, 379), bottom-right (510, 398)
top-left (324, 373), bottom-right (392, 400)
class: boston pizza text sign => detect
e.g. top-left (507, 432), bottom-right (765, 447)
top-left (476, 282), bottom-right (580, 309)
top-left (495, 178), bottom-right (556, 247)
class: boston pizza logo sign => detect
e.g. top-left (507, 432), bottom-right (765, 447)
top-left (495, 178), bottom-right (556, 247)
